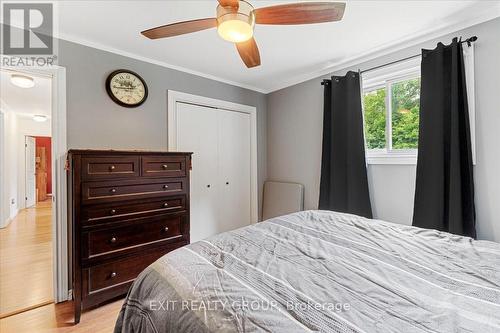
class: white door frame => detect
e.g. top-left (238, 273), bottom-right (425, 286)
top-left (167, 90), bottom-right (258, 224)
top-left (0, 64), bottom-right (68, 303)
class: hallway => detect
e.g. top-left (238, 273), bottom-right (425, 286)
top-left (0, 199), bottom-right (53, 318)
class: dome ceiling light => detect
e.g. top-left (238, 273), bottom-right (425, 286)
top-left (11, 74), bottom-right (35, 88)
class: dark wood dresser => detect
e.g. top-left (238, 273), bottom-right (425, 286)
top-left (67, 150), bottom-right (192, 323)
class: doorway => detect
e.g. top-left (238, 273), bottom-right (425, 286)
top-left (0, 70), bottom-right (54, 317)
top-left (25, 136), bottom-right (53, 207)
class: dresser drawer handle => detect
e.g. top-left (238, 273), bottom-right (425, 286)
top-left (164, 226), bottom-right (169, 232)
top-left (110, 272), bottom-right (117, 278)
top-left (109, 165), bottom-right (115, 171)
top-left (110, 188), bottom-right (117, 193)
top-left (110, 209), bottom-right (116, 215)
top-left (110, 237), bottom-right (117, 243)
top-left (163, 185), bottom-right (169, 189)
top-left (163, 203), bottom-right (169, 207)
top-left (162, 164), bottom-right (168, 169)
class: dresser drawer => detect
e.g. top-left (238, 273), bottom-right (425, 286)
top-left (81, 178), bottom-right (186, 204)
top-left (86, 247), bottom-right (172, 293)
top-left (85, 214), bottom-right (185, 259)
top-left (81, 196), bottom-right (185, 225)
top-left (141, 156), bottom-right (186, 178)
top-left (82, 156), bottom-right (140, 180)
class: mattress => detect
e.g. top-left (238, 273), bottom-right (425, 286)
top-left (114, 210), bottom-right (500, 332)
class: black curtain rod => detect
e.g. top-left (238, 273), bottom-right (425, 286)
top-left (321, 36), bottom-right (478, 85)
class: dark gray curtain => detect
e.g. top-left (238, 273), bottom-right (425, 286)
top-left (413, 38), bottom-right (476, 238)
top-left (319, 71), bottom-right (372, 218)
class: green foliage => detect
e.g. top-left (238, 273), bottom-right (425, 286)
top-left (363, 88), bottom-right (386, 149)
top-left (391, 78), bottom-right (420, 149)
top-left (363, 78), bottom-right (420, 150)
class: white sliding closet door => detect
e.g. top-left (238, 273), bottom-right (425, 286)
top-left (177, 102), bottom-right (220, 242)
top-left (218, 110), bottom-right (251, 232)
top-left (176, 102), bottom-right (252, 243)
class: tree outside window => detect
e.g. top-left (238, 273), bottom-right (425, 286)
top-left (363, 77), bottom-right (420, 151)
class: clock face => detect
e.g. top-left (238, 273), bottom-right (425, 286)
top-left (106, 70), bottom-right (148, 107)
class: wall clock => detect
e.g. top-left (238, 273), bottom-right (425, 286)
top-left (106, 69), bottom-right (148, 107)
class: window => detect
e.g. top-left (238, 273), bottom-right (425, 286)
top-left (362, 58), bottom-right (421, 164)
top-left (362, 46), bottom-right (476, 165)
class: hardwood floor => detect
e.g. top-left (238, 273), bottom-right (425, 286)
top-left (0, 199), bottom-right (124, 332)
top-left (0, 299), bottom-right (124, 332)
top-left (0, 200), bottom-right (53, 317)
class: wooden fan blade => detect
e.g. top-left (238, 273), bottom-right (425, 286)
top-left (218, 0), bottom-right (239, 7)
top-left (236, 37), bottom-right (261, 68)
top-left (141, 18), bottom-right (216, 39)
top-left (255, 2), bottom-right (345, 25)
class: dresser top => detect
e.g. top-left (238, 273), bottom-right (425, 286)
top-left (68, 149), bottom-right (192, 155)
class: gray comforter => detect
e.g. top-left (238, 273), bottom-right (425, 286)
top-left (114, 210), bottom-right (500, 333)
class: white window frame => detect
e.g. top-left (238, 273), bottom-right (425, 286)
top-left (361, 49), bottom-right (476, 165)
top-left (362, 58), bottom-right (421, 165)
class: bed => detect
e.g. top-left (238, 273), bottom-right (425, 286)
top-left (114, 210), bottom-right (500, 332)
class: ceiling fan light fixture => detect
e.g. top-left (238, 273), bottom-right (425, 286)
top-left (218, 19), bottom-right (254, 43)
top-left (217, 0), bottom-right (255, 43)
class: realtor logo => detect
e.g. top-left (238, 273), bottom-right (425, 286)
top-left (2, 3), bottom-right (53, 55)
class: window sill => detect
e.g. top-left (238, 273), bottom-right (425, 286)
top-left (366, 153), bottom-right (417, 165)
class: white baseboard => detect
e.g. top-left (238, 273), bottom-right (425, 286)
top-left (0, 208), bottom-right (18, 228)
top-left (0, 217), bottom-right (11, 229)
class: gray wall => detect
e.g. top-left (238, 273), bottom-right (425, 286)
top-left (267, 17), bottom-right (500, 242)
top-left (58, 39), bottom-right (267, 218)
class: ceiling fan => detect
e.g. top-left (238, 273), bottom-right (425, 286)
top-left (141, 1), bottom-right (346, 68)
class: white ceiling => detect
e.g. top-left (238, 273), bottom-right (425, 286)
top-left (0, 71), bottom-right (52, 117)
top-left (53, 1), bottom-right (500, 92)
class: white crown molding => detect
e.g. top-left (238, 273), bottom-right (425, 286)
top-left (55, 32), bottom-right (267, 94)
top-left (263, 4), bottom-right (500, 93)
